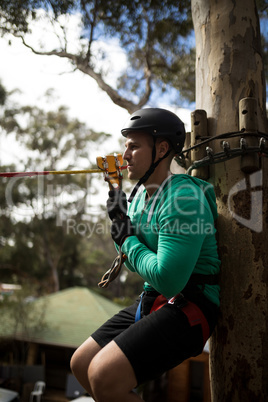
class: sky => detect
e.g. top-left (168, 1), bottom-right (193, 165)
top-left (0, 35), bottom-right (128, 164)
top-left (0, 12), bottom-right (192, 167)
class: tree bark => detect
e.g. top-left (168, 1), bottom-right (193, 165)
top-left (191, 0), bottom-right (268, 400)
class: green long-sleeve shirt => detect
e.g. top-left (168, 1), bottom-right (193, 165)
top-left (121, 174), bottom-right (220, 306)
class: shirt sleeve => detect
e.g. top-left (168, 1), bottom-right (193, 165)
top-left (121, 196), bottom-right (212, 298)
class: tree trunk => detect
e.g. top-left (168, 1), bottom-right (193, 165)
top-left (42, 229), bottom-right (60, 293)
top-left (191, 0), bottom-right (268, 400)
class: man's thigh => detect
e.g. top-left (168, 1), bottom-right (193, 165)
top-left (91, 297), bottom-right (139, 347)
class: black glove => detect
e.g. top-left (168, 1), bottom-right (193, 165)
top-left (106, 190), bottom-right (128, 220)
top-left (111, 215), bottom-right (134, 245)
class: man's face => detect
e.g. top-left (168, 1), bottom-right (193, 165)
top-left (123, 132), bottom-right (153, 181)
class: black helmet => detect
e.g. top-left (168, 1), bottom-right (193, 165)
top-left (121, 108), bottom-right (185, 154)
top-left (122, 108), bottom-right (186, 202)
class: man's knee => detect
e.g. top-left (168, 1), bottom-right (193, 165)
top-left (70, 337), bottom-right (101, 375)
top-left (70, 346), bottom-right (90, 378)
top-left (70, 349), bottom-right (78, 373)
top-left (87, 344), bottom-right (137, 401)
top-left (88, 355), bottom-right (117, 401)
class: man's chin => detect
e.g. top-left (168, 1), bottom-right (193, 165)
top-left (127, 171), bottom-right (139, 181)
top-left (128, 173), bottom-right (136, 180)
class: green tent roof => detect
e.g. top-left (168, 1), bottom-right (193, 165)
top-left (1, 287), bottom-right (123, 348)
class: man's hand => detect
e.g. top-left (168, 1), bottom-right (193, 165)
top-left (111, 215), bottom-right (134, 245)
top-left (107, 190), bottom-right (128, 220)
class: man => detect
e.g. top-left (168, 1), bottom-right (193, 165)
top-left (70, 108), bottom-right (220, 402)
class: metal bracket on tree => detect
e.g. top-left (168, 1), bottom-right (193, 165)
top-left (175, 97), bottom-right (268, 178)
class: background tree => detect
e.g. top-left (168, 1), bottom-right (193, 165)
top-left (0, 85), bottom-right (144, 299)
top-left (0, 1), bottom-right (267, 113)
top-left (0, 283), bottom-right (48, 363)
top-left (0, 89), bottom-right (111, 293)
top-left (0, 0), bottom-right (195, 112)
top-left (0, 83), bottom-right (30, 285)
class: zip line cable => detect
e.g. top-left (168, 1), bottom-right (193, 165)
top-left (0, 166), bottom-right (128, 178)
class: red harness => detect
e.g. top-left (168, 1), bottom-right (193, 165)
top-left (150, 294), bottom-right (210, 347)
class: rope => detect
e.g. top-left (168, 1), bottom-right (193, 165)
top-left (98, 247), bottom-right (127, 288)
top-left (0, 166), bottom-right (128, 178)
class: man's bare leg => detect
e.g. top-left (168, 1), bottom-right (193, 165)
top-left (88, 340), bottom-right (143, 402)
top-left (70, 336), bottom-right (102, 395)
top-left (71, 337), bottom-right (143, 401)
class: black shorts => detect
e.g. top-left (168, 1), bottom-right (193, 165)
top-left (91, 291), bottom-right (218, 385)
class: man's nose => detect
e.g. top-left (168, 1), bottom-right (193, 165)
top-left (123, 148), bottom-right (130, 160)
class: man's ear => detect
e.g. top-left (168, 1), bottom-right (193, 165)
top-left (157, 140), bottom-right (170, 157)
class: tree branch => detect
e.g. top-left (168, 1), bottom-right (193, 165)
top-left (80, 0), bottom-right (97, 63)
top-left (16, 35), bottom-right (151, 114)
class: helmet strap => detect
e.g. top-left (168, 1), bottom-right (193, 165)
top-left (128, 142), bottom-right (171, 202)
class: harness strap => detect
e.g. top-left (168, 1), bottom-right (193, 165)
top-left (149, 294), bottom-right (168, 313)
top-left (168, 294), bottom-right (210, 346)
top-left (136, 293), bottom-right (210, 346)
top-left (181, 301), bottom-right (210, 347)
top-left (135, 293), bottom-right (144, 322)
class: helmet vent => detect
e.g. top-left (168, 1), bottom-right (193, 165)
top-left (130, 116), bottom-right (141, 120)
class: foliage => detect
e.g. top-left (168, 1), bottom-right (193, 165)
top-left (0, 89), bottom-right (112, 293)
top-left (0, 0), bottom-right (195, 111)
top-left (0, 1), bottom-right (267, 111)
top-left (0, 0), bottom-right (76, 33)
top-left (0, 87), bottom-right (144, 302)
top-left (256, 0), bottom-right (268, 14)
top-left (0, 283), bottom-right (48, 339)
